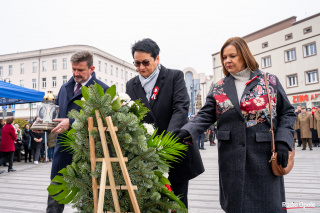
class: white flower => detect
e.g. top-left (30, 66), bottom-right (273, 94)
top-left (127, 100), bottom-right (135, 107)
top-left (118, 93), bottom-right (131, 102)
top-left (81, 97), bottom-right (85, 101)
top-left (143, 123), bottom-right (155, 135)
top-left (163, 173), bottom-right (169, 178)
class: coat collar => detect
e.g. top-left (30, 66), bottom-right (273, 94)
top-left (241, 69), bottom-right (263, 100)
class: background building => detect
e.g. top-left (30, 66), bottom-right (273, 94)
top-left (0, 45), bottom-right (137, 119)
top-left (212, 13), bottom-right (320, 108)
top-left (183, 67), bottom-right (214, 115)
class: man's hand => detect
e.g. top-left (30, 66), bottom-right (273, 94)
top-left (276, 141), bottom-right (289, 168)
top-left (51, 118), bottom-right (70, 134)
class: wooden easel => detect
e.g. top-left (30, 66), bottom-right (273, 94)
top-left (88, 110), bottom-right (140, 213)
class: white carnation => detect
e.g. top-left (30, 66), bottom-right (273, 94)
top-left (118, 93), bottom-right (131, 102)
top-left (81, 97), bottom-right (85, 101)
top-left (127, 100), bottom-right (135, 107)
top-left (143, 123), bottom-right (155, 135)
top-left (163, 173), bottom-right (169, 178)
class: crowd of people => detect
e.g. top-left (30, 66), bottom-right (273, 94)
top-left (0, 117), bottom-right (57, 174)
top-left (294, 105), bottom-right (320, 150)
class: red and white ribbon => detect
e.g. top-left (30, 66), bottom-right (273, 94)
top-left (151, 86), bottom-right (159, 100)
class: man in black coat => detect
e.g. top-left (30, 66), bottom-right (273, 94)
top-left (126, 38), bottom-right (204, 208)
top-left (46, 51), bottom-right (109, 213)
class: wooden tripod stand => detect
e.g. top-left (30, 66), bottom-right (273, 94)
top-left (88, 110), bottom-right (140, 213)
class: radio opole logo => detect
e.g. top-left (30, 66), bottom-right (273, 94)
top-left (282, 202), bottom-right (316, 210)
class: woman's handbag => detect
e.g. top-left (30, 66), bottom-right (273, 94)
top-left (264, 73), bottom-right (295, 176)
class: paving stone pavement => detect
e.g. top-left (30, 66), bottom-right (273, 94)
top-left (0, 141), bottom-right (319, 213)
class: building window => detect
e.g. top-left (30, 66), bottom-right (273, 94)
top-left (305, 70), bottom-right (318, 84)
top-left (303, 42), bottom-right (316, 57)
top-left (33, 62), bottom-right (37, 73)
top-left (303, 26), bottom-right (312, 34)
top-left (116, 67), bottom-right (118, 77)
top-left (19, 63), bottom-right (24, 74)
top-left (0, 66), bottom-right (3, 76)
top-left (284, 48), bottom-right (296, 62)
top-left (52, 77), bottom-right (57, 87)
top-left (52, 59), bottom-right (57, 70)
top-left (9, 65), bottom-right (13, 76)
top-left (261, 56), bottom-right (271, 68)
top-left (110, 65), bottom-right (113, 75)
top-left (20, 80), bottom-right (24, 87)
top-left (98, 61), bottom-right (101, 71)
top-left (32, 79), bottom-right (37, 89)
top-left (121, 69), bottom-right (123, 79)
top-left (42, 78), bottom-right (47, 88)
top-left (62, 75), bottom-right (67, 84)
top-left (116, 83), bottom-right (119, 91)
top-left (105, 63), bottom-right (107, 74)
top-left (262, 42), bottom-right (268, 48)
top-left (285, 33), bottom-right (293, 40)
top-left (63, 58), bottom-right (67, 69)
top-left (121, 84), bottom-right (123, 92)
top-left (105, 79), bottom-right (108, 84)
top-left (42, 61), bottom-right (47, 71)
top-left (286, 74), bottom-right (297, 87)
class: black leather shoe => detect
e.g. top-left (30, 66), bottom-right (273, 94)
top-left (302, 148), bottom-right (306, 150)
top-left (8, 169), bottom-right (17, 172)
top-left (310, 148), bottom-right (313, 150)
top-left (297, 145), bottom-right (301, 147)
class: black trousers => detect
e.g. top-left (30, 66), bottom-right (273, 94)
top-left (297, 130), bottom-right (302, 146)
top-left (47, 194), bottom-right (65, 213)
top-left (24, 144), bottom-right (32, 162)
top-left (0, 151), bottom-right (14, 170)
top-left (170, 179), bottom-right (189, 209)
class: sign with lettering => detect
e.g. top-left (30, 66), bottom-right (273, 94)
top-left (292, 93), bottom-right (320, 103)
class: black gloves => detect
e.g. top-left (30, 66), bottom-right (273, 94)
top-left (276, 142), bottom-right (289, 168)
top-left (171, 129), bottom-right (192, 144)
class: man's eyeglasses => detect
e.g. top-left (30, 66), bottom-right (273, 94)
top-left (133, 60), bottom-right (150, 67)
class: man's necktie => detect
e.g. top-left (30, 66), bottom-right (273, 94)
top-left (74, 83), bottom-right (82, 95)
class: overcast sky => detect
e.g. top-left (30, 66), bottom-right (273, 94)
top-left (0, 0), bottom-right (319, 76)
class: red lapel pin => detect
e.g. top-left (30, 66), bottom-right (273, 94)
top-left (245, 76), bottom-right (258, 85)
top-left (151, 86), bottom-right (159, 100)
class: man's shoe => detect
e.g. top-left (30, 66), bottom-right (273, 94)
top-left (0, 170), bottom-right (5, 174)
top-left (8, 169), bottom-right (16, 172)
top-left (297, 145), bottom-right (301, 147)
top-left (34, 161), bottom-right (39, 165)
top-left (302, 148), bottom-right (306, 150)
top-left (310, 148), bottom-right (313, 150)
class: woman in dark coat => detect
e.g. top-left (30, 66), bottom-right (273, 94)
top-left (22, 124), bottom-right (32, 162)
top-left (0, 117), bottom-right (17, 173)
top-left (31, 131), bottom-right (44, 164)
top-left (173, 37), bottom-right (296, 212)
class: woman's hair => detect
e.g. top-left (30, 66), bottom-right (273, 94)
top-left (220, 37), bottom-right (259, 76)
top-left (24, 124), bottom-right (30, 129)
top-left (6, 117), bottom-right (14, 124)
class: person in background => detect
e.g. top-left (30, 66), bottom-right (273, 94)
top-left (47, 132), bottom-right (57, 162)
top-left (311, 107), bottom-right (318, 147)
top-left (297, 106), bottom-right (313, 150)
top-left (208, 124), bottom-right (217, 146)
top-left (173, 37), bottom-right (295, 212)
top-left (197, 132), bottom-right (206, 150)
top-left (31, 130), bottom-right (44, 164)
top-left (22, 124), bottom-right (32, 162)
top-left (14, 123), bottom-right (23, 162)
top-left (0, 117), bottom-right (17, 173)
top-left (0, 119), bottom-right (8, 167)
top-left (294, 105), bottom-right (302, 147)
top-left (313, 106), bottom-right (320, 147)
top-left (40, 133), bottom-right (46, 162)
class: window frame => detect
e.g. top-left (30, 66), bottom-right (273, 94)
top-left (302, 42), bottom-right (317, 58)
top-left (304, 69), bottom-right (319, 85)
top-left (262, 42), bottom-right (268, 48)
top-left (20, 63), bottom-right (24, 74)
top-left (32, 79), bottom-right (37, 89)
top-left (62, 75), bottom-right (68, 84)
top-left (42, 77), bottom-right (47, 88)
top-left (285, 73), bottom-right (298, 88)
top-left (285, 33), bottom-right (293, 41)
top-left (8, 65), bottom-right (13, 76)
top-left (261, 55), bottom-right (272, 69)
top-left (0, 66), bottom-right (3, 76)
top-left (284, 48), bottom-right (296, 63)
top-left (52, 59), bottom-right (57, 71)
top-left (32, 62), bottom-right (37, 73)
top-left (303, 26), bottom-right (312, 34)
top-left (52, 76), bottom-right (57, 88)
top-left (62, 58), bottom-right (67, 69)
top-left (42, 61), bottom-right (47, 71)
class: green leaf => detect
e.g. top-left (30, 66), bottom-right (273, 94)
top-left (81, 86), bottom-right (89, 100)
top-left (106, 84), bottom-right (116, 100)
top-left (159, 176), bottom-right (170, 185)
top-left (111, 97), bottom-right (121, 111)
top-left (94, 83), bottom-right (104, 97)
top-left (74, 100), bottom-right (85, 108)
top-left (154, 171), bottom-right (163, 178)
top-left (162, 188), bottom-right (187, 210)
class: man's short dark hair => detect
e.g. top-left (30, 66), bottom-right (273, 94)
top-left (70, 51), bottom-right (93, 68)
top-left (131, 38), bottom-right (160, 60)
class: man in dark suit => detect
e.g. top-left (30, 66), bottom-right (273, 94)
top-left (126, 38), bottom-right (204, 208)
top-left (46, 51), bottom-right (109, 213)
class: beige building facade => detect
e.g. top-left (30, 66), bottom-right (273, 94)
top-left (212, 13), bottom-right (320, 108)
top-left (0, 45), bottom-right (137, 119)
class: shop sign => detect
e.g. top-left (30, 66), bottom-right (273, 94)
top-left (292, 93), bottom-right (320, 103)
